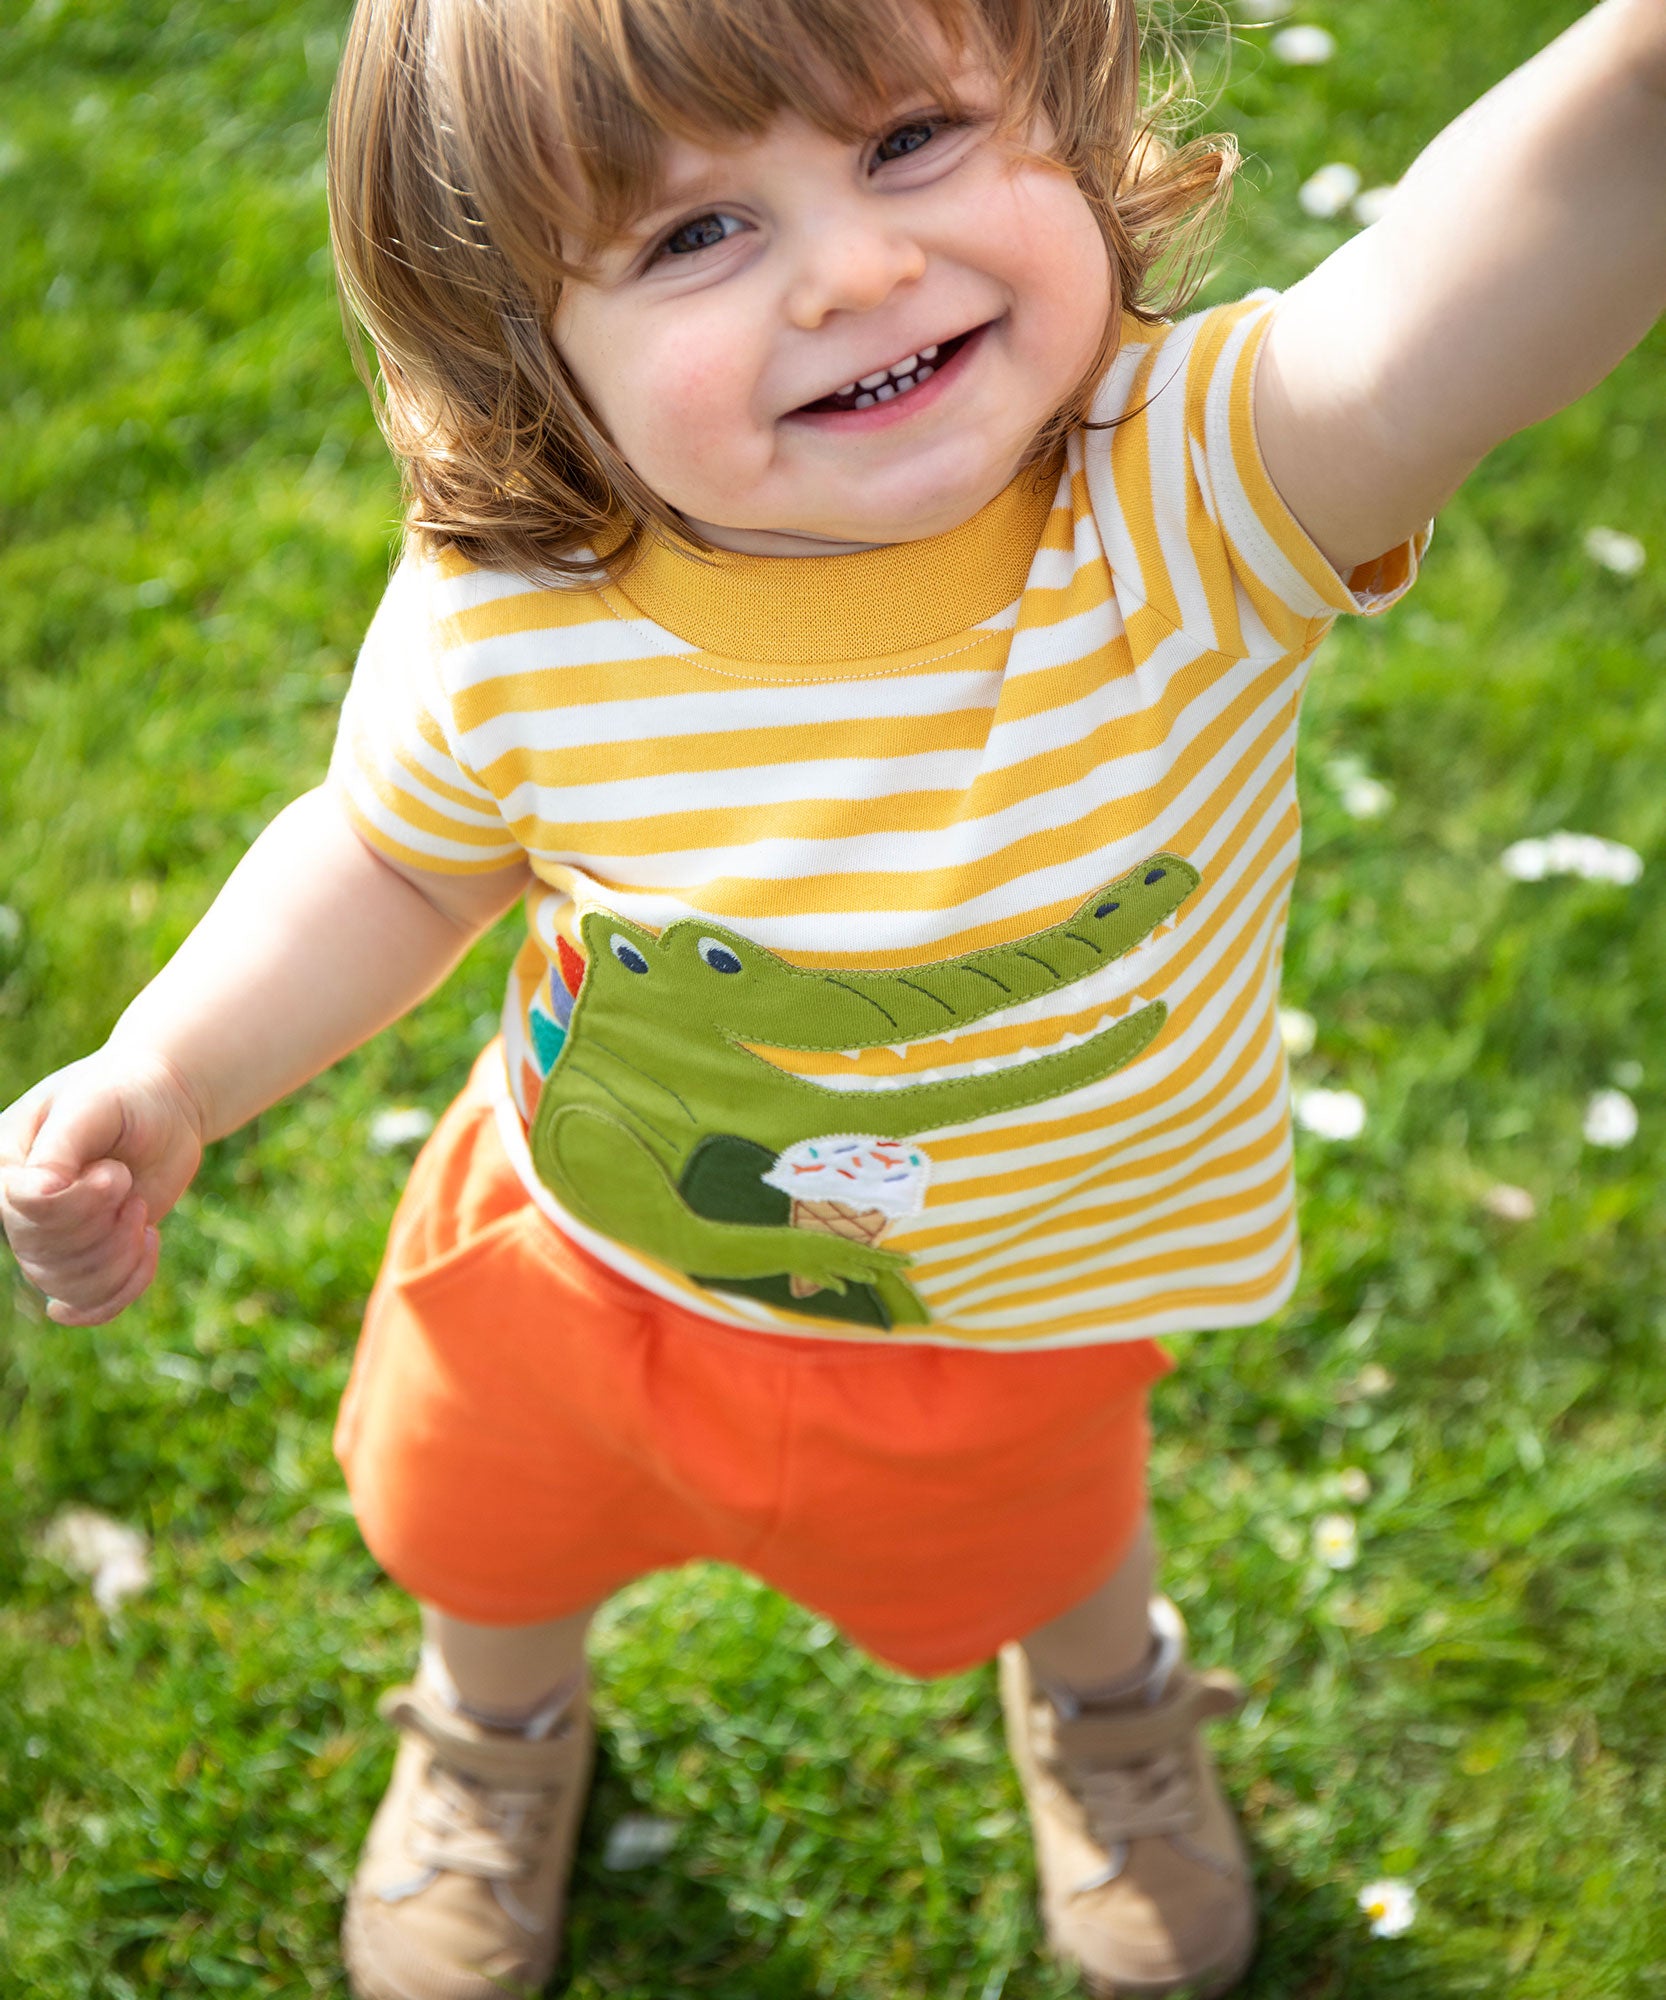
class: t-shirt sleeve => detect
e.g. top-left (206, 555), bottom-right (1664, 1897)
top-left (1084, 293), bottom-right (1428, 658)
top-left (328, 553), bottom-right (525, 875)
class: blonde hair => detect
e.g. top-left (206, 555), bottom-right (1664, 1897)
top-left (327, 0), bottom-right (1237, 586)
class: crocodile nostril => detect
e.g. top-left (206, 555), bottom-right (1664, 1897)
top-left (1094, 901), bottom-right (1120, 918)
top-left (1144, 869), bottom-right (1167, 885)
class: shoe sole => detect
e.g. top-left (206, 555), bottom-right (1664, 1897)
top-left (1065, 1902), bottom-right (1258, 2000)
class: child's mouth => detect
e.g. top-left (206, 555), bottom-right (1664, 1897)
top-left (791, 324), bottom-right (984, 419)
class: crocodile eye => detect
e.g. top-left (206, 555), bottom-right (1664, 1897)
top-left (609, 933), bottom-right (649, 974)
top-left (1094, 900), bottom-right (1120, 918)
top-left (1144, 868), bottom-right (1167, 885)
top-left (697, 936), bottom-right (743, 974)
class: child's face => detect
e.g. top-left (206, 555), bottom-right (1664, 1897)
top-left (554, 61), bottom-right (1113, 556)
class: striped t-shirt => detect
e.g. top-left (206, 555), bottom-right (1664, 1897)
top-left (331, 295), bottom-right (1422, 1350)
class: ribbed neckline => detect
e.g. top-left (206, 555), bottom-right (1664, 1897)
top-left (604, 449), bottom-right (1063, 667)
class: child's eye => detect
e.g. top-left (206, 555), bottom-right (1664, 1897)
top-left (658, 212), bottom-right (745, 259)
top-left (871, 118), bottom-right (952, 168)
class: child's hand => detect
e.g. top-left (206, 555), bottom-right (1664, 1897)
top-left (0, 1049), bottom-right (206, 1325)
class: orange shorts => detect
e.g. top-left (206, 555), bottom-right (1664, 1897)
top-left (335, 1046), bottom-right (1172, 1678)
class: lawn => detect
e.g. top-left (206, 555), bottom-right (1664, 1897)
top-left (2, 1), bottom-right (1664, 1995)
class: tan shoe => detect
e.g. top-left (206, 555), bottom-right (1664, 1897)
top-left (999, 1599), bottom-right (1256, 1999)
top-left (342, 1676), bottom-right (594, 2000)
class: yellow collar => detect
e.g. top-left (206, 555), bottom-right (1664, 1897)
top-left (606, 449), bottom-right (1062, 666)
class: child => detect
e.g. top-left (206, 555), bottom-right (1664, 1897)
top-left (2, 0), bottom-right (1662, 1993)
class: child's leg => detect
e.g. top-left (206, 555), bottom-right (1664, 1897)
top-left (344, 1599), bottom-right (604, 2000)
top-left (1018, 1512), bottom-right (1156, 1698)
top-left (999, 1512), bottom-right (1257, 1999)
top-left (419, 1601), bottom-right (596, 1725)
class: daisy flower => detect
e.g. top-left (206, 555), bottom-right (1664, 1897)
top-left (1583, 526), bottom-right (1646, 576)
top-left (1273, 24), bottom-right (1336, 63)
top-left (1294, 1087), bottom-right (1367, 1140)
top-left (1299, 163), bottom-right (1361, 218)
top-left (1583, 1089), bottom-right (1638, 1149)
top-left (1313, 1513), bottom-right (1359, 1569)
top-left (1359, 1879), bottom-right (1417, 1936)
top-left (369, 1106), bottom-right (436, 1151)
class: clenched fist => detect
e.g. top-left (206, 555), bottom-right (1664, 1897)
top-left (0, 1048), bottom-right (206, 1326)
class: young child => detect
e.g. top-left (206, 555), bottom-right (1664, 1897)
top-left (3, 0), bottom-right (1663, 1993)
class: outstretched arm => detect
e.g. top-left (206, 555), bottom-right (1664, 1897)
top-left (0, 785), bottom-right (529, 1322)
top-left (1257, 0), bottom-right (1666, 573)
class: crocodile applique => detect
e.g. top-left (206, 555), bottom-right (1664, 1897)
top-left (528, 854), bottom-right (1200, 1329)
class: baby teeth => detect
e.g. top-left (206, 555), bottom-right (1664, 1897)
top-left (920, 343), bottom-right (938, 360)
top-left (835, 346), bottom-right (943, 413)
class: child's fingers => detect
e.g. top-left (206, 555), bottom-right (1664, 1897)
top-left (0, 1163), bottom-right (136, 1268)
top-left (1, 1180), bottom-right (149, 1308)
top-left (29, 1193), bottom-right (154, 1323)
top-left (45, 1221), bottom-right (161, 1328)
top-left (23, 1087), bottom-right (128, 1189)
top-left (2, 1156), bottom-right (133, 1217)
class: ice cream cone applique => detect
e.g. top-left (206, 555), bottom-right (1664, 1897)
top-left (760, 1138), bottom-right (932, 1297)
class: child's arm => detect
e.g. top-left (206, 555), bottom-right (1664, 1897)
top-left (0, 784), bottom-right (529, 1326)
top-left (1256, 0), bottom-right (1666, 573)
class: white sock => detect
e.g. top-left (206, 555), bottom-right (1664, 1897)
top-left (1037, 1597), bottom-right (1183, 1717)
top-left (418, 1644), bottom-right (579, 1740)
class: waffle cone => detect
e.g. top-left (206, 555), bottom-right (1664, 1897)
top-left (788, 1199), bottom-right (890, 1297)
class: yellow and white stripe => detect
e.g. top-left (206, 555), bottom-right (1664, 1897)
top-left (331, 295), bottom-right (1423, 1349)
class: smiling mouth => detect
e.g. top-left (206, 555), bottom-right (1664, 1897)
top-left (794, 325), bottom-right (983, 416)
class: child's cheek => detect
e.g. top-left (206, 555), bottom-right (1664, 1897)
top-left (634, 326), bottom-right (770, 486)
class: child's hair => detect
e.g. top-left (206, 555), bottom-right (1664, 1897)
top-left (327, 0), bottom-right (1236, 586)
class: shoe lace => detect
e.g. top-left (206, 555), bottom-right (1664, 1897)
top-left (1073, 1746), bottom-right (1197, 1849)
top-left (408, 1762), bottom-right (563, 1882)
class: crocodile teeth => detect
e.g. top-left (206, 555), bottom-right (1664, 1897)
top-left (790, 998), bottom-right (1154, 1092)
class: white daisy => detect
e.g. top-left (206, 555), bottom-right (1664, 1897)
top-left (1313, 1512), bottom-right (1359, 1569)
top-left (1481, 1183), bottom-right (1536, 1222)
top-left (369, 1106), bottom-right (436, 1152)
top-left (1583, 1089), bottom-right (1638, 1149)
top-left (1352, 184), bottom-right (1397, 227)
top-left (1359, 1879), bottom-right (1417, 1936)
top-left (1294, 1087), bottom-right (1367, 1140)
top-left (1273, 23), bottom-right (1336, 63)
top-left (1325, 753), bottom-right (1392, 818)
top-left (1278, 1007), bottom-right (1317, 1057)
top-left (1299, 162), bottom-right (1362, 218)
top-left (1583, 526), bottom-right (1646, 576)
top-left (1500, 833), bottom-right (1642, 885)
top-left (41, 1508), bottom-right (152, 1618)
top-left (1341, 775), bottom-right (1393, 819)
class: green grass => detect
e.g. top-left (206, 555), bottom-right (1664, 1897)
top-left (3, 0), bottom-right (1664, 1994)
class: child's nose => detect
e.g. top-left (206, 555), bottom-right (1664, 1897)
top-left (783, 215), bottom-right (927, 329)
